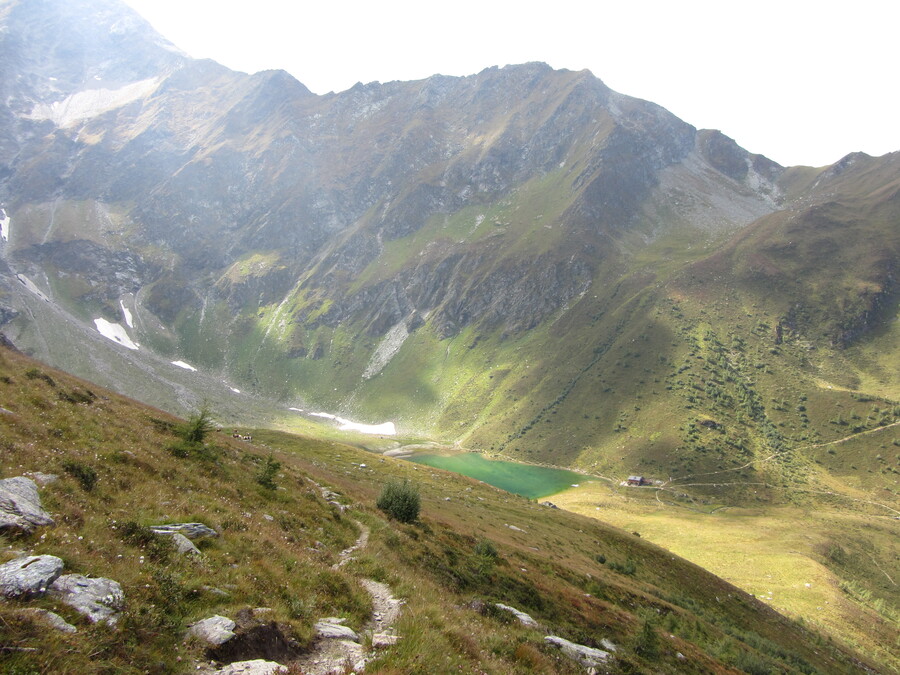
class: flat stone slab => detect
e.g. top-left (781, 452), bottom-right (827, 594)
top-left (0, 555), bottom-right (64, 599)
top-left (495, 603), bottom-right (538, 627)
top-left (544, 635), bottom-right (611, 667)
top-left (314, 619), bottom-right (360, 642)
top-left (372, 633), bottom-right (401, 647)
top-left (188, 615), bottom-right (236, 646)
top-left (48, 574), bottom-right (124, 626)
top-left (0, 477), bottom-right (55, 533)
top-left (214, 660), bottom-right (287, 675)
top-left (149, 522), bottom-right (218, 539)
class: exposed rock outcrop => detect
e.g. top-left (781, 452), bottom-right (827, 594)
top-left (170, 531), bottom-right (201, 556)
top-left (0, 554), bottom-right (64, 598)
top-left (495, 603), bottom-right (538, 627)
top-left (0, 476), bottom-right (55, 533)
top-left (149, 522), bottom-right (218, 539)
top-left (544, 635), bottom-right (612, 668)
top-left (188, 615), bottom-right (237, 647)
top-left (48, 574), bottom-right (125, 626)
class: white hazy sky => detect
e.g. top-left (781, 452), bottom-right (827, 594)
top-left (122, 0), bottom-right (898, 168)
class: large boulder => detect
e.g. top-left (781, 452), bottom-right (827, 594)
top-left (0, 477), bottom-right (55, 533)
top-left (0, 554), bottom-right (64, 598)
top-left (48, 574), bottom-right (125, 626)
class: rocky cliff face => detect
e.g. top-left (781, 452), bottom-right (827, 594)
top-left (0, 0), bottom-right (896, 465)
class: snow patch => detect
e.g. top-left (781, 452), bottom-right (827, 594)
top-left (26, 77), bottom-right (161, 128)
top-left (300, 410), bottom-right (396, 436)
top-left (15, 275), bottom-right (50, 302)
top-left (362, 321), bottom-right (410, 379)
top-left (171, 360), bottom-right (197, 372)
top-left (94, 318), bottom-right (139, 350)
top-left (0, 208), bottom-right (9, 242)
top-left (119, 300), bottom-right (134, 328)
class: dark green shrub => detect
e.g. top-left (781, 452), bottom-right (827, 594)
top-left (256, 454), bottom-right (281, 490)
top-left (25, 368), bottom-right (55, 386)
top-left (179, 407), bottom-right (215, 445)
top-left (62, 461), bottom-right (98, 491)
top-left (607, 559), bottom-right (636, 575)
top-left (377, 479), bottom-right (420, 523)
top-left (474, 538), bottom-right (498, 559)
top-left (634, 618), bottom-right (660, 659)
top-left (119, 521), bottom-right (173, 563)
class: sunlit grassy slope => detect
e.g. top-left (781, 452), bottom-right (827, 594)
top-left (0, 343), bottom-right (884, 674)
top-left (551, 483), bottom-right (900, 673)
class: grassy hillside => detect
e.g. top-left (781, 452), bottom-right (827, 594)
top-left (0, 343), bottom-right (885, 674)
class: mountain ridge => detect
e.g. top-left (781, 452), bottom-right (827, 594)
top-left (0, 0), bottom-right (895, 479)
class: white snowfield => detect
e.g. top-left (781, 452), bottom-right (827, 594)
top-left (0, 209), bottom-right (10, 242)
top-left (93, 318), bottom-right (139, 350)
top-left (296, 410), bottom-right (396, 436)
top-left (119, 300), bottom-right (134, 328)
top-left (27, 77), bottom-right (161, 128)
top-left (15, 275), bottom-right (50, 302)
top-left (171, 360), bottom-right (197, 372)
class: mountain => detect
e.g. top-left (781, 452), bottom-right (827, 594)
top-left (0, 1), bottom-right (898, 670)
top-left (0, 0), bottom-right (897, 497)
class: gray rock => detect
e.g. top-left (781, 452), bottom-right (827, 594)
top-left (0, 477), bottom-right (55, 533)
top-left (544, 635), bottom-right (611, 668)
top-left (149, 522), bottom-right (218, 539)
top-left (214, 660), bottom-right (287, 675)
top-left (48, 574), bottom-right (124, 626)
top-left (0, 555), bottom-right (64, 598)
top-left (188, 615), bottom-right (236, 646)
top-left (170, 532), bottom-right (201, 555)
top-left (21, 608), bottom-right (78, 633)
top-left (494, 603), bottom-right (538, 627)
top-left (314, 619), bottom-right (360, 642)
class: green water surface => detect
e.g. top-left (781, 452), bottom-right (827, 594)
top-left (408, 452), bottom-right (592, 499)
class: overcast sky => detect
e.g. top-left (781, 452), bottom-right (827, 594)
top-left (122, 0), bottom-right (898, 168)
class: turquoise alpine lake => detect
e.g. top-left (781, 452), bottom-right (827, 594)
top-left (407, 452), bottom-right (594, 499)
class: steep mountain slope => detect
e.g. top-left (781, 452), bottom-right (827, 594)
top-left (0, 0), bottom-right (896, 498)
top-left (0, 342), bottom-right (884, 674)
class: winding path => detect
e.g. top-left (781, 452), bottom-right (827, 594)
top-left (294, 519), bottom-right (403, 675)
